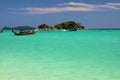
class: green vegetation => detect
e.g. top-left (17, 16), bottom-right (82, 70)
top-left (2, 21), bottom-right (85, 31)
top-left (54, 21), bottom-right (85, 30)
top-left (38, 24), bottom-right (53, 30)
top-left (37, 21), bottom-right (85, 30)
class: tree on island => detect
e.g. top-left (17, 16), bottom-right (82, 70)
top-left (38, 24), bottom-right (52, 30)
top-left (54, 21), bottom-right (85, 30)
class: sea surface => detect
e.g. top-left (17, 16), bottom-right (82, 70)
top-left (0, 30), bottom-right (120, 80)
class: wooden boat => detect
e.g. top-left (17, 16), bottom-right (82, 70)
top-left (0, 29), bottom-right (4, 33)
top-left (12, 28), bottom-right (39, 36)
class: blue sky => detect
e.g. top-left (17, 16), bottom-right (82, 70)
top-left (0, 0), bottom-right (120, 29)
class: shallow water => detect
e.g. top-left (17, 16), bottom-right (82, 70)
top-left (0, 30), bottom-right (120, 80)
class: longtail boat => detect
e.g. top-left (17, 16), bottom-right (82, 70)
top-left (0, 29), bottom-right (4, 33)
top-left (12, 28), bottom-right (39, 36)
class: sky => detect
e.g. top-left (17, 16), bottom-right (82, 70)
top-left (0, 0), bottom-right (120, 29)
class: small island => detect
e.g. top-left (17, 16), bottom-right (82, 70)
top-left (37, 21), bottom-right (85, 31)
top-left (2, 21), bottom-right (85, 32)
top-left (2, 26), bottom-right (35, 30)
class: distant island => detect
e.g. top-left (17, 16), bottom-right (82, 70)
top-left (2, 26), bottom-right (35, 30)
top-left (38, 21), bottom-right (85, 30)
top-left (2, 21), bottom-right (85, 31)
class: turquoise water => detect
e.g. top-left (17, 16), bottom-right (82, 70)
top-left (0, 30), bottom-right (120, 80)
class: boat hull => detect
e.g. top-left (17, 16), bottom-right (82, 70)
top-left (12, 29), bottom-right (39, 36)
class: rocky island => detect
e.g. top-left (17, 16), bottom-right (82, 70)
top-left (2, 21), bottom-right (85, 31)
top-left (38, 21), bottom-right (85, 31)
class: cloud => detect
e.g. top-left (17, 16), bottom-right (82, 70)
top-left (62, 2), bottom-right (120, 10)
top-left (59, 2), bottom-right (92, 7)
top-left (19, 7), bottom-right (94, 14)
top-left (10, 2), bottom-right (120, 15)
top-left (107, 3), bottom-right (120, 6)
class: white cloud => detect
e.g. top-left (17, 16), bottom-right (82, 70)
top-left (62, 2), bottom-right (120, 10)
top-left (20, 7), bottom-right (94, 14)
top-left (107, 3), bottom-right (120, 6)
top-left (10, 2), bottom-right (120, 14)
top-left (62, 2), bottom-right (92, 7)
